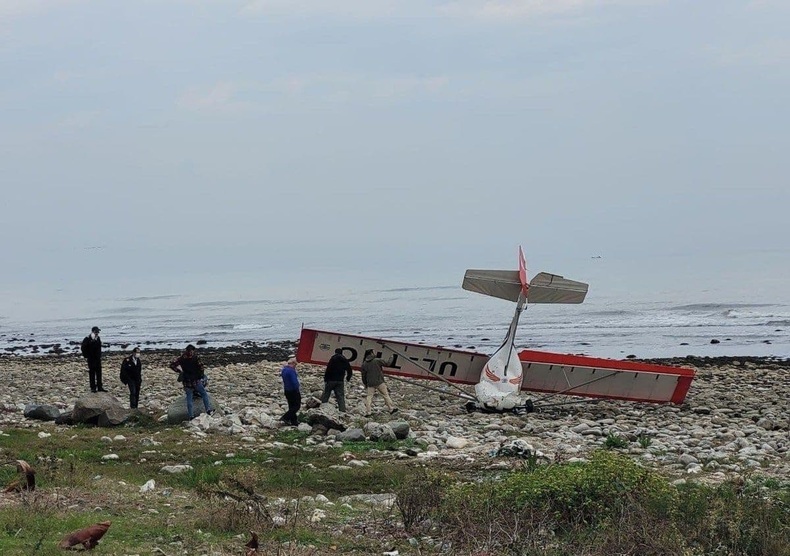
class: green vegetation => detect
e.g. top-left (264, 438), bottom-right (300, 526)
top-left (603, 432), bottom-right (629, 449)
top-left (393, 451), bottom-right (790, 556)
top-left (637, 433), bottom-right (653, 449)
top-left (1, 428), bottom-right (788, 555)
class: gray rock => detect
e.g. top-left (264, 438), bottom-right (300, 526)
top-left (166, 392), bottom-right (219, 424)
top-left (72, 393), bottom-right (130, 427)
top-left (389, 420), bottom-right (410, 440)
top-left (305, 406), bottom-right (347, 432)
top-left (679, 454), bottom-right (699, 465)
top-left (364, 422), bottom-right (396, 442)
top-left (24, 403), bottom-right (60, 421)
top-left (55, 411), bottom-right (73, 425)
top-left (336, 428), bottom-right (366, 442)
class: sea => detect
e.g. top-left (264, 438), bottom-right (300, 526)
top-left (1, 251), bottom-right (788, 359)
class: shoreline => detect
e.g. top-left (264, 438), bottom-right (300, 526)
top-left (2, 340), bottom-right (789, 370)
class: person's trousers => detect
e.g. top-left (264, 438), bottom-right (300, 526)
top-left (365, 383), bottom-right (395, 414)
top-left (127, 380), bottom-right (141, 409)
top-left (282, 390), bottom-right (301, 425)
top-left (320, 380), bottom-right (346, 412)
top-left (88, 359), bottom-right (103, 391)
top-left (185, 381), bottom-right (212, 419)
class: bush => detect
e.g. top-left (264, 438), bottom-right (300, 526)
top-left (394, 468), bottom-right (447, 533)
top-left (432, 452), bottom-right (790, 555)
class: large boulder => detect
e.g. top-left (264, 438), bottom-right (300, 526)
top-left (389, 420), bottom-right (410, 440)
top-left (166, 392), bottom-right (218, 424)
top-left (305, 406), bottom-right (348, 432)
top-left (364, 422), bottom-right (396, 442)
top-left (24, 403), bottom-right (61, 421)
top-left (72, 393), bottom-right (130, 427)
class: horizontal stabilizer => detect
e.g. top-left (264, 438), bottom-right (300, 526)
top-left (463, 270), bottom-right (589, 304)
top-left (462, 270), bottom-right (521, 302)
top-left (527, 272), bottom-right (589, 304)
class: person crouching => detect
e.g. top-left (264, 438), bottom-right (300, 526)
top-left (280, 357), bottom-right (301, 426)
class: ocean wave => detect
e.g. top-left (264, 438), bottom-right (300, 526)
top-left (766, 319), bottom-right (790, 327)
top-left (374, 285), bottom-right (456, 293)
top-left (216, 323), bottom-right (273, 331)
top-left (585, 310), bottom-right (632, 316)
top-left (672, 303), bottom-right (774, 311)
top-left (124, 295), bottom-right (181, 301)
top-left (187, 299), bottom-right (272, 308)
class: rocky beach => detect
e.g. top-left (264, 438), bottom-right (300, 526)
top-left (2, 346), bottom-right (788, 481)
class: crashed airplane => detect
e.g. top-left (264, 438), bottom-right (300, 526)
top-left (296, 247), bottom-right (695, 412)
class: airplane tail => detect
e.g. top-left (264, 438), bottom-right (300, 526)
top-left (462, 248), bottom-right (589, 304)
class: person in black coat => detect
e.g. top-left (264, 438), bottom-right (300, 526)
top-left (320, 349), bottom-right (352, 412)
top-left (80, 326), bottom-right (105, 393)
top-left (120, 347), bottom-right (143, 409)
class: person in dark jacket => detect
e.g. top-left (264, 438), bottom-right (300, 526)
top-left (170, 344), bottom-right (214, 420)
top-left (280, 357), bottom-right (301, 426)
top-left (80, 326), bottom-right (106, 393)
top-left (120, 347), bottom-right (143, 409)
top-left (320, 349), bottom-right (352, 412)
top-left (361, 348), bottom-right (398, 416)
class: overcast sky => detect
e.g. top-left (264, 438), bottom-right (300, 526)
top-left (1, 1), bottom-right (788, 292)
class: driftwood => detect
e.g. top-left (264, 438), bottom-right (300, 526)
top-left (3, 460), bottom-right (36, 493)
top-left (58, 521), bottom-right (111, 550)
top-left (245, 531), bottom-right (259, 555)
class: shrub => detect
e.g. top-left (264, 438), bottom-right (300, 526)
top-left (637, 434), bottom-right (652, 449)
top-left (394, 468), bottom-right (447, 533)
top-left (603, 433), bottom-right (629, 450)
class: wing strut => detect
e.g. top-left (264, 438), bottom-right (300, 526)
top-left (377, 340), bottom-right (478, 403)
top-left (384, 373), bottom-right (477, 402)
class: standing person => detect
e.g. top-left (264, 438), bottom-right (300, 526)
top-left (280, 357), bottom-right (301, 426)
top-left (120, 347), bottom-right (143, 409)
top-left (320, 348), bottom-right (352, 412)
top-left (170, 344), bottom-right (214, 420)
top-left (80, 326), bottom-right (106, 393)
top-left (361, 349), bottom-right (398, 416)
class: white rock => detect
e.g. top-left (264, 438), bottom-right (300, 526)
top-left (100, 436), bottom-right (112, 442)
top-left (140, 479), bottom-right (156, 493)
top-left (445, 436), bottom-right (469, 449)
top-left (102, 454), bottom-right (119, 460)
top-left (37, 432), bottom-right (51, 439)
top-left (113, 435), bottom-right (126, 441)
top-left (309, 509), bottom-right (326, 523)
top-left (160, 465), bottom-right (193, 474)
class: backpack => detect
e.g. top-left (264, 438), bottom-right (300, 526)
top-left (119, 359), bottom-right (128, 385)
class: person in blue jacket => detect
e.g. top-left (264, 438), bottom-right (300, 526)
top-left (280, 357), bottom-right (301, 426)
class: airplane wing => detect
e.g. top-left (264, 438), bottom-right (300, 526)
top-left (297, 328), bottom-right (487, 385)
top-left (519, 350), bottom-right (695, 404)
top-left (297, 328), bottom-right (695, 405)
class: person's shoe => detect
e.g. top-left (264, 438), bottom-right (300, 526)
top-left (90, 388), bottom-right (97, 393)
top-left (97, 387), bottom-right (108, 392)
top-left (206, 410), bottom-right (215, 416)
top-left (390, 408), bottom-right (399, 414)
